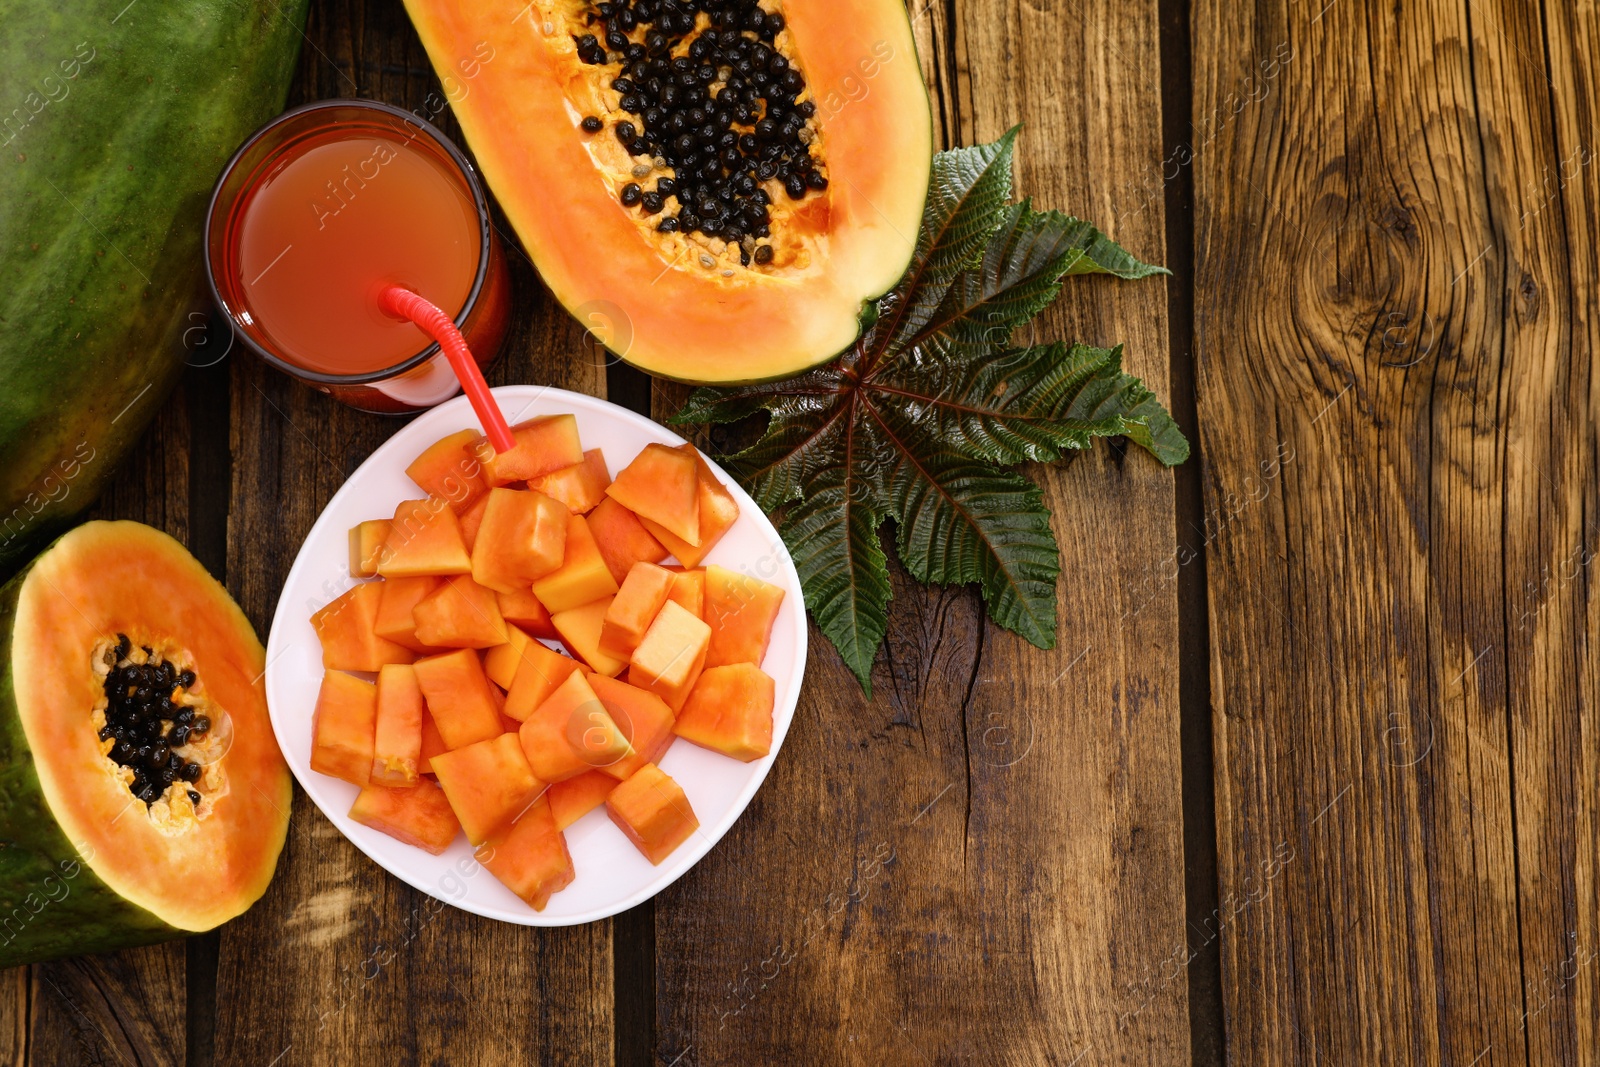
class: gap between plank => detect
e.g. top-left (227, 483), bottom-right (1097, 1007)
top-left (185, 349), bottom-right (233, 1067)
top-left (1156, 0), bottom-right (1226, 1062)
top-left (607, 358), bottom-right (659, 1067)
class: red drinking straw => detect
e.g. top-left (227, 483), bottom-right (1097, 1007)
top-left (378, 285), bottom-right (516, 455)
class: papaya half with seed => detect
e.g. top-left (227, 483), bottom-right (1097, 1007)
top-left (404, 0), bottom-right (933, 383)
top-left (0, 521), bottom-right (290, 965)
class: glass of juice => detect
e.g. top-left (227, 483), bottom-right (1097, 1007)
top-left (205, 99), bottom-right (510, 413)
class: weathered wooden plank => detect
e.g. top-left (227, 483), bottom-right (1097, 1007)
top-left (650, 0), bottom-right (1190, 1062)
top-left (1193, 0), bottom-right (1597, 1061)
top-left (211, 4), bottom-right (611, 1064)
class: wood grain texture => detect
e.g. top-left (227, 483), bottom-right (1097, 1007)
top-left (649, 1), bottom-right (1191, 1063)
top-left (1191, 0), bottom-right (1598, 1061)
top-left (210, 4), bottom-right (611, 1065)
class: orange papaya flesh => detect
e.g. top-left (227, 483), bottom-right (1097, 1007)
top-left (704, 565), bottom-right (786, 668)
top-left (674, 663), bottom-right (775, 762)
top-left (606, 763), bottom-right (699, 866)
top-left (588, 497), bottom-right (669, 585)
top-left (476, 797), bottom-right (574, 911)
top-left (350, 779), bottom-right (461, 855)
top-left (606, 444), bottom-right (700, 546)
top-left (430, 732), bottom-right (547, 845)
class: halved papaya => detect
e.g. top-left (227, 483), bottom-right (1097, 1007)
top-left (0, 521), bottom-right (289, 963)
top-left (402, 0), bottom-right (933, 383)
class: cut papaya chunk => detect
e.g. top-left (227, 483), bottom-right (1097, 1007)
top-left (349, 780), bottom-right (461, 855)
top-left (498, 587), bottom-right (557, 639)
top-left (587, 496), bottom-right (669, 585)
top-left (471, 487), bottom-right (568, 593)
top-left (547, 770), bottom-right (618, 831)
top-left (483, 624), bottom-right (536, 689)
top-left (588, 675), bottom-right (676, 781)
top-left (606, 444), bottom-right (699, 546)
top-left (412, 574), bottom-right (507, 649)
top-left (429, 732), bottom-right (545, 845)
top-left (458, 492), bottom-right (491, 553)
top-left (418, 706), bottom-right (448, 774)
top-left (477, 415), bottom-right (585, 486)
top-left (638, 448), bottom-right (741, 567)
top-left (704, 565), bottom-right (787, 668)
top-left (628, 600), bottom-right (710, 712)
top-left (550, 597), bottom-right (627, 676)
top-left (377, 497), bottom-right (472, 577)
top-left (406, 429), bottom-right (490, 511)
top-left (662, 566), bottom-right (705, 619)
top-left (529, 449), bottom-right (610, 514)
top-left (600, 562), bottom-right (675, 660)
top-left (504, 639), bottom-right (584, 721)
top-left (518, 671), bottom-right (634, 782)
top-left (348, 519), bottom-right (392, 579)
top-left (476, 798), bottom-right (573, 911)
top-left (606, 763), bottom-right (699, 866)
top-left (310, 671), bottom-right (377, 787)
top-left (412, 649), bottom-right (502, 750)
top-left (532, 513), bottom-right (619, 614)
top-left (312, 582), bottom-right (415, 672)
top-left (371, 664), bottom-right (425, 785)
top-left (675, 664), bottom-right (775, 762)
top-left (373, 575), bottom-right (444, 654)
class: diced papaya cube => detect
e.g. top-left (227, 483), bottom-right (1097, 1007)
top-left (371, 664), bottom-right (425, 785)
top-left (532, 513), bottom-right (620, 613)
top-left (349, 779), bottom-right (461, 855)
top-left (587, 496), bottom-right (669, 584)
top-left (529, 449), bottom-right (611, 514)
top-left (406, 429), bottom-right (490, 511)
top-left (470, 487), bottom-right (568, 593)
top-left (628, 600), bottom-right (710, 712)
top-left (588, 675), bottom-right (677, 780)
top-left (484, 624), bottom-right (536, 689)
top-left (348, 520), bottom-right (392, 579)
top-left (312, 582), bottom-right (415, 672)
top-left (377, 497), bottom-right (472, 577)
top-left (606, 763), bottom-right (699, 865)
top-left (498, 587), bottom-right (558, 640)
top-left (373, 575), bottom-right (444, 654)
top-left (675, 664), bottom-right (775, 761)
top-left (458, 493), bottom-right (490, 553)
top-left (550, 597), bottom-right (627, 676)
top-left (704, 565), bottom-right (787, 668)
top-left (663, 566), bottom-right (705, 618)
top-left (600, 562), bottom-right (676, 659)
top-left (310, 671), bottom-right (377, 787)
top-left (638, 447), bottom-right (741, 567)
top-left (430, 732), bottom-right (546, 845)
top-left (504, 639), bottom-right (584, 721)
top-left (477, 415), bottom-right (585, 486)
top-left (547, 770), bottom-right (618, 830)
top-left (605, 443), bottom-right (700, 546)
top-left (419, 705), bottom-right (448, 774)
top-left (476, 797), bottom-right (574, 911)
top-left (412, 574), bottom-right (506, 649)
top-left (518, 671), bottom-right (634, 782)
top-left (412, 649), bottom-right (503, 750)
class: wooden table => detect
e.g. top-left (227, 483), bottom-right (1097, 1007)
top-left (11, 0), bottom-right (1596, 1062)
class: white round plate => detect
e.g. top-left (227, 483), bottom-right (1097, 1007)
top-left (265, 385), bottom-right (807, 925)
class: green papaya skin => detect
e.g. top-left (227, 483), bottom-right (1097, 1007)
top-left (0, 0), bottom-right (310, 576)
